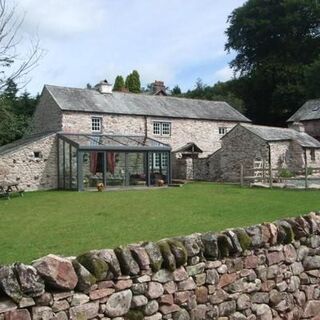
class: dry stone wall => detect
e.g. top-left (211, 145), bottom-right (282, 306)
top-left (1, 212), bottom-right (320, 320)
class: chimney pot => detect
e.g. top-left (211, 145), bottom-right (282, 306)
top-left (152, 80), bottom-right (166, 95)
top-left (95, 80), bottom-right (113, 94)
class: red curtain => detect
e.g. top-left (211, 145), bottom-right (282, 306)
top-left (90, 152), bottom-right (98, 174)
top-left (107, 152), bottom-right (115, 174)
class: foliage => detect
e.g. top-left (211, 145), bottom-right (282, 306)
top-left (304, 56), bottom-right (320, 98)
top-left (184, 79), bottom-right (246, 113)
top-left (278, 168), bottom-right (294, 178)
top-left (1, 183), bottom-right (320, 264)
top-left (225, 0), bottom-right (320, 125)
top-left (307, 167), bottom-right (314, 176)
top-left (125, 70), bottom-right (141, 93)
top-left (0, 80), bottom-right (39, 146)
top-left (113, 75), bottom-right (125, 92)
top-left (171, 85), bottom-right (182, 96)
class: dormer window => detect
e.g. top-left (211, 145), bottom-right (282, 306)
top-left (91, 117), bottom-right (102, 133)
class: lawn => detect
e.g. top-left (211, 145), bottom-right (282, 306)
top-left (0, 182), bottom-right (320, 264)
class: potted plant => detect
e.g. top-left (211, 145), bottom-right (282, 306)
top-left (96, 182), bottom-right (104, 192)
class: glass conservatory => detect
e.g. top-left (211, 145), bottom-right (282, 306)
top-left (57, 133), bottom-right (172, 191)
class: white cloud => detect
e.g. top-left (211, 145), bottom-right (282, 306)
top-left (214, 66), bottom-right (234, 82)
top-left (17, 0), bottom-right (106, 38)
top-left (12, 0), bottom-right (246, 94)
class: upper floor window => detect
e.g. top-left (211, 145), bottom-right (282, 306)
top-left (91, 117), bottom-right (102, 133)
top-left (218, 127), bottom-right (229, 135)
top-left (153, 121), bottom-right (171, 136)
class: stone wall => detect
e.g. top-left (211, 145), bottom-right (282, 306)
top-left (31, 88), bottom-right (63, 135)
top-left (172, 158), bottom-right (208, 181)
top-left (62, 112), bottom-right (241, 158)
top-left (300, 120), bottom-right (320, 141)
top-left (0, 134), bottom-right (58, 191)
top-left (1, 212), bottom-right (320, 320)
top-left (217, 125), bottom-right (269, 182)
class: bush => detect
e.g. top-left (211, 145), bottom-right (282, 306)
top-left (278, 168), bottom-right (294, 178)
top-left (307, 167), bottom-right (314, 176)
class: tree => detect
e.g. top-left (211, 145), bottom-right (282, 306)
top-left (171, 85), bottom-right (182, 96)
top-left (304, 56), bottom-right (320, 99)
top-left (125, 70), bottom-right (141, 93)
top-left (225, 0), bottom-right (320, 125)
top-left (0, 0), bottom-right (42, 91)
top-left (184, 79), bottom-right (245, 113)
top-left (113, 75), bottom-right (125, 91)
top-left (0, 80), bottom-right (39, 145)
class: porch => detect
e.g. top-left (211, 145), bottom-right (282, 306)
top-left (57, 133), bottom-right (172, 191)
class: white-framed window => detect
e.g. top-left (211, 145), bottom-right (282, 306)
top-left (153, 121), bottom-right (171, 136)
top-left (153, 153), bottom-right (168, 169)
top-left (218, 127), bottom-right (229, 135)
top-left (91, 117), bottom-right (102, 133)
top-left (153, 122), bottom-right (161, 135)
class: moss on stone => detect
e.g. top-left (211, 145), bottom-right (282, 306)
top-left (76, 252), bottom-right (109, 281)
top-left (217, 234), bottom-right (231, 258)
top-left (167, 239), bottom-right (187, 267)
top-left (284, 218), bottom-right (305, 239)
top-left (157, 240), bottom-right (176, 271)
top-left (233, 228), bottom-right (252, 251)
top-left (125, 310), bottom-right (144, 320)
top-left (277, 222), bottom-right (294, 244)
top-left (143, 242), bottom-right (163, 272)
top-left (72, 260), bottom-right (96, 293)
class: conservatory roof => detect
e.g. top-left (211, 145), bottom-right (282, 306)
top-left (58, 133), bottom-right (171, 152)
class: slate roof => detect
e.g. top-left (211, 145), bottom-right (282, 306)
top-left (239, 124), bottom-right (320, 148)
top-left (44, 85), bottom-right (251, 122)
top-left (0, 132), bottom-right (55, 155)
top-left (173, 142), bottom-right (203, 153)
top-left (287, 99), bottom-right (320, 122)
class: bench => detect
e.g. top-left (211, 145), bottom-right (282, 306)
top-left (0, 182), bottom-right (24, 200)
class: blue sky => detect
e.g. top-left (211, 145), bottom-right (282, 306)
top-left (15, 0), bottom-right (246, 95)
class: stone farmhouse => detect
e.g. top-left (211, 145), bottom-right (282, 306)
top-left (287, 99), bottom-right (320, 141)
top-left (0, 81), bottom-right (250, 191)
top-left (205, 123), bottom-right (320, 182)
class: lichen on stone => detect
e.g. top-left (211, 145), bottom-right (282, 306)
top-left (143, 242), bottom-right (163, 272)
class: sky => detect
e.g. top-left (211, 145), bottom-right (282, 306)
top-left (14, 0), bottom-right (246, 95)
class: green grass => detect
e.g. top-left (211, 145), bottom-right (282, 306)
top-left (0, 182), bottom-right (319, 264)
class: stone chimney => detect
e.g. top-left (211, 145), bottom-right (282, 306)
top-left (289, 122), bottom-right (305, 133)
top-left (95, 80), bottom-right (113, 94)
top-left (152, 81), bottom-right (166, 95)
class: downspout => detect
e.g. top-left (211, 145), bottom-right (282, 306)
top-left (144, 116), bottom-right (148, 139)
top-left (267, 143), bottom-right (272, 188)
top-left (304, 148), bottom-right (308, 190)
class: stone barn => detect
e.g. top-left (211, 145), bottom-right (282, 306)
top-left (209, 123), bottom-right (320, 182)
top-left (287, 99), bottom-right (320, 141)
